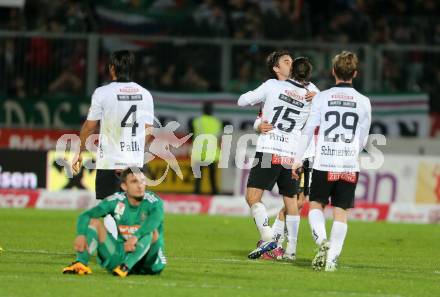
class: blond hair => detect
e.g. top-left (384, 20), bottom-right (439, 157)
top-left (332, 51), bottom-right (358, 81)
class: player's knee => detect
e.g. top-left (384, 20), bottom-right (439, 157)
top-left (245, 187), bottom-right (263, 206)
top-left (89, 218), bottom-right (100, 228)
top-left (333, 207), bottom-right (348, 223)
top-left (89, 219), bottom-right (107, 241)
top-left (297, 193), bottom-right (305, 209)
top-left (283, 197), bottom-right (299, 214)
top-left (278, 207), bottom-right (286, 220)
top-left (310, 201), bottom-right (325, 210)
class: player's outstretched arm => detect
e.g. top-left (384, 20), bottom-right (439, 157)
top-left (238, 82), bottom-right (268, 106)
top-left (76, 200), bottom-right (114, 237)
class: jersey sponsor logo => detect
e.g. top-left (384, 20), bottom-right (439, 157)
top-left (116, 94), bottom-right (143, 101)
top-left (118, 224), bottom-right (140, 239)
top-left (271, 154), bottom-right (293, 165)
top-left (328, 100), bottom-right (357, 108)
top-left (327, 172), bottom-right (357, 183)
top-left (278, 93), bottom-right (304, 108)
top-left (119, 87), bottom-right (139, 93)
top-left (331, 93), bottom-right (353, 100)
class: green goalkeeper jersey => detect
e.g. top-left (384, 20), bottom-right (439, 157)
top-left (77, 191), bottom-right (164, 242)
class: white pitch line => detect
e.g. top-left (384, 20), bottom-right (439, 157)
top-left (5, 249), bottom-right (73, 256)
top-left (325, 292), bottom-right (403, 297)
top-left (3, 249), bottom-right (291, 265)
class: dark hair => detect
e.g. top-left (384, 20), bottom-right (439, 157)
top-left (266, 50), bottom-right (292, 79)
top-left (120, 167), bottom-right (143, 183)
top-left (292, 57), bottom-right (312, 82)
top-left (332, 51), bottom-right (358, 81)
top-left (203, 102), bottom-right (213, 115)
top-left (109, 50), bottom-right (135, 81)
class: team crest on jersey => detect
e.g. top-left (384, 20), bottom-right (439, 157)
top-left (114, 202), bottom-right (126, 220)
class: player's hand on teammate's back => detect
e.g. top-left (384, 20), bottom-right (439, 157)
top-left (124, 236), bottom-right (138, 252)
top-left (305, 91), bottom-right (317, 102)
top-left (74, 235), bottom-right (88, 252)
top-left (259, 121), bottom-right (274, 133)
top-left (72, 155), bottom-right (83, 176)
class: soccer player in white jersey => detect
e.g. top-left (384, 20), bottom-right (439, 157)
top-left (238, 51), bottom-right (315, 259)
top-left (253, 57), bottom-right (319, 260)
top-left (73, 50), bottom-right (154, 237)
top-left (292, 51), bottom-right (372, 271)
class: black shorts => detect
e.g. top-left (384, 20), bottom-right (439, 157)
top-left (95, 169), bottom-right (122, 200)
top-left (309, 169), bottom-right (359, 210)
top-left (247, 152), bottom-right (299, 197)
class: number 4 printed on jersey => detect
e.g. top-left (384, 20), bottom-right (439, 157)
top-left (121, 105), bottom-right (139, 136)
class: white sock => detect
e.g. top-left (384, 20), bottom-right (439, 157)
top-left (285, 215), bottom-right (300, 255)
top-left (327, 221), bottom-right (347, 265)
top-left (308, 209), bottom-right (327, 245)
top-left (250, 202), bottom-right (273, 242)
top-left (272, 215), bottom-right (285, 247)
top-left (104, 214), bottom-right (118, 239)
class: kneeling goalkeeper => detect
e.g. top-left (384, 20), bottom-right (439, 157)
top-left (63, 168), bottom-right (166, 278)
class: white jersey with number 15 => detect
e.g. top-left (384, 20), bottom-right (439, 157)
top-left (239, 78), bottom-right (319, 158)
top-left (87, 82), bottom-right (154, 169)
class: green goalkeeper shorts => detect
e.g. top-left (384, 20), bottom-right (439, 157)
top-left (97, 232), bottom-right (166, 275)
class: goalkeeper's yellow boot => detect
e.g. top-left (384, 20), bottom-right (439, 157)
top-left (62, 261), bottom-right (92, 275)
top-left (112, 263), bottom-right (129, 278)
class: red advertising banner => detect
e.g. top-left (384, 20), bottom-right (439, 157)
top-left (0, 189), bottom-right (41, 208)
top-left (160, 194), bottom-right (213, 214)
top-left (0, 128), bottom-right (78, 150)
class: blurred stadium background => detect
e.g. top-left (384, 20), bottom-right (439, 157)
top-left (1, 0), bottom-right (440, 224)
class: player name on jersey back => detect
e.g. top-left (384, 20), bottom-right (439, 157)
top-left (87, 82), bottom-right (154, 169)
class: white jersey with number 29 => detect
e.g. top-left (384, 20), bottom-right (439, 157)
top-left (87, 82), bottom-right (154, 169)
top-left (298, 84), bottom-right (371, 172)
top-left (238, 79), bottom-right (318, 158)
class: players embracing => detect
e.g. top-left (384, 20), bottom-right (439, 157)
top-left (238, 50), bottom-right (318, 260)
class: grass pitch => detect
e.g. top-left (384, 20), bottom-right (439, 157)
top-left (0, 208), bottom-right (439, 297)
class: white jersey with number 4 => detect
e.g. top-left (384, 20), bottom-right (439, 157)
top-left (87, 82), bottom-right (154, 169)
top-left (238, 79), bottom-right (318, 158)
top-left (299, 84), bottom-right (371, 172)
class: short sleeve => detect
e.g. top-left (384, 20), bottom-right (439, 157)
top-left (87, 89), bottom-right (103, 121)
